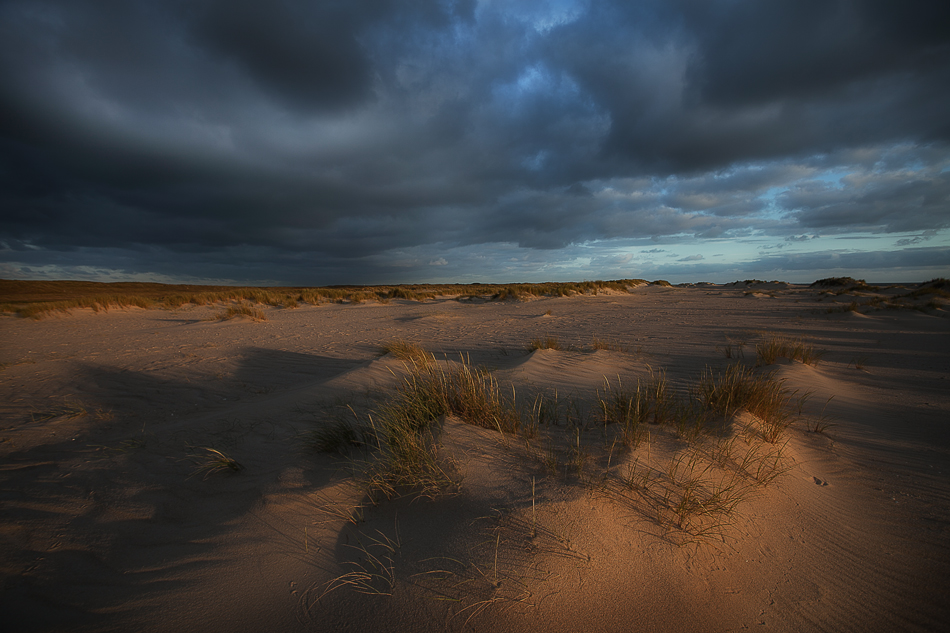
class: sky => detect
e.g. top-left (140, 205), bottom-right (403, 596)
top-left (1, 0), bottom-right (948, 286)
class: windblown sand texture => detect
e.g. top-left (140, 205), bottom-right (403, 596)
top-left (1, 281), bottom-right (948, 632)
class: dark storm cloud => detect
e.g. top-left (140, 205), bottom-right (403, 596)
top-left (191, 0), bottom-right (379, 112)
top-left (0, 0), bottom-right (948, 284)
top-left (543, 0), bottom-right (950, 172)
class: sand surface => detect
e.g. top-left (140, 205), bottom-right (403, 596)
top-left (1, 284), bottom-right (949, 632)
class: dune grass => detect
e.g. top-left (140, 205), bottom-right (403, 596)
top-left (317, 529), bottom-right (400, 600)
top-left (527, 337), bottom-right (561, 351)
top-left (310, 336), bottom-right (811, 567)
top-left (30, 398), bottom-right (88, 423)
top-left (1, 278), bottom-right (655, 319)
top-left (190, 447), bottom-right (243, 479)
top-left (591, 337), bottom-right (631, 352)
top-left (755, 333), bottom-right (822, 366)
top-left (325, 356), bottom-right (530, 500)
top-left (217, 303), bottom-right (268, 321)
top-left (715, 340), bottom-right (745, 359)
top-left (595, 370), bottom-right (674, 445)
top-left (380, 340), bottom-right (435, 368)
top-left (308, 419), bottom-right (373, 454)
top-left (596, 377), bottom-right (650, 447)
top-left (697, 363), bottom-right (796, 443)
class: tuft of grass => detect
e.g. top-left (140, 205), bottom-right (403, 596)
top-left (362, 419), bottom-right (455, 501)
top-left (716, 340), bottom-right (745, 359)
top-left (645, 369), bottom-right (673, 425)
top-left (356, 357), bottom-right (532, 499)
top-left (596, 377), bottom-right (649, 447)
top-left (619, 457), bottom-right (657, 492)
top-left (804, 396), bottom-right (836, 434)
top-left (591, 337), bottom-right (629, 352)
top-left (527, 337), bottom-right (561, 351)
top-left (31, 397), bottom-right (89, 423)
top-left (668, 398), bottom-right (709, 442)
top-left (380, 340), bottom-right (435, 368)
top-left (755, 333), bottom-right (822, 366)
top-left (217, 302), bottom-right (267, 321)
top-left (526, 390), bottom-right (563, 428)
top-left (317, 528), bottom-right (400, 600)
top-left (308, 419), bottom-right (372, 454)
top-left (647, 450), bottom-right (755, 540)
top-left (492, 286), bottom-right (525, 301)
top-left (697, 364), bottom-right (796, 443)
top-left (848, 355), bottom-right (869, 370)
top-left (190, 448), bottom-right (243, 479)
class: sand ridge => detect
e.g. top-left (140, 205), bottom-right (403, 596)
top-left (1, 282), bottom-right (948, 632)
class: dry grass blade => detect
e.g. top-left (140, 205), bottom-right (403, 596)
top-left (317, 529), bottom-right (400, 600)
top-left (190, 447), bottom-right (243, 479)
top-left (31, 397), bottom-right (88, 423)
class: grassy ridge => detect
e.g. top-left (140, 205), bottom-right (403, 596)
top-left (0, 279), bottom-right (649, 319)
top-left (310, 339), bottom-right (811, 542)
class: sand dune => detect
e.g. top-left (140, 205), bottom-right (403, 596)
top-left (1, 282), bottom-right (948, 632)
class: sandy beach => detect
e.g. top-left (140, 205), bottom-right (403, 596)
top-left (1, 281), bottom-right (948, 632)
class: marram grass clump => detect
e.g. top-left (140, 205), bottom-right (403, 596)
top-left (380, 340), bottom-right (435, 368)
top-left (697, 364), bottom-right (797, 443)
top-left (755, 333), bottom-right (822, 366)
top-left (527, 337), bottom-right (561, 351)
top-left (331, 356), bottom-right (530, 500)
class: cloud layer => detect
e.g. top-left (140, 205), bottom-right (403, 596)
top-left (1, 0), bottom-right (948, 284)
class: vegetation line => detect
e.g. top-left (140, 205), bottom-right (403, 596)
top-left (0, 279), bottom-right (650, 319)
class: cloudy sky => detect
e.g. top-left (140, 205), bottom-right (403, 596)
top-left (1, 0), bottom-right (948, 286)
